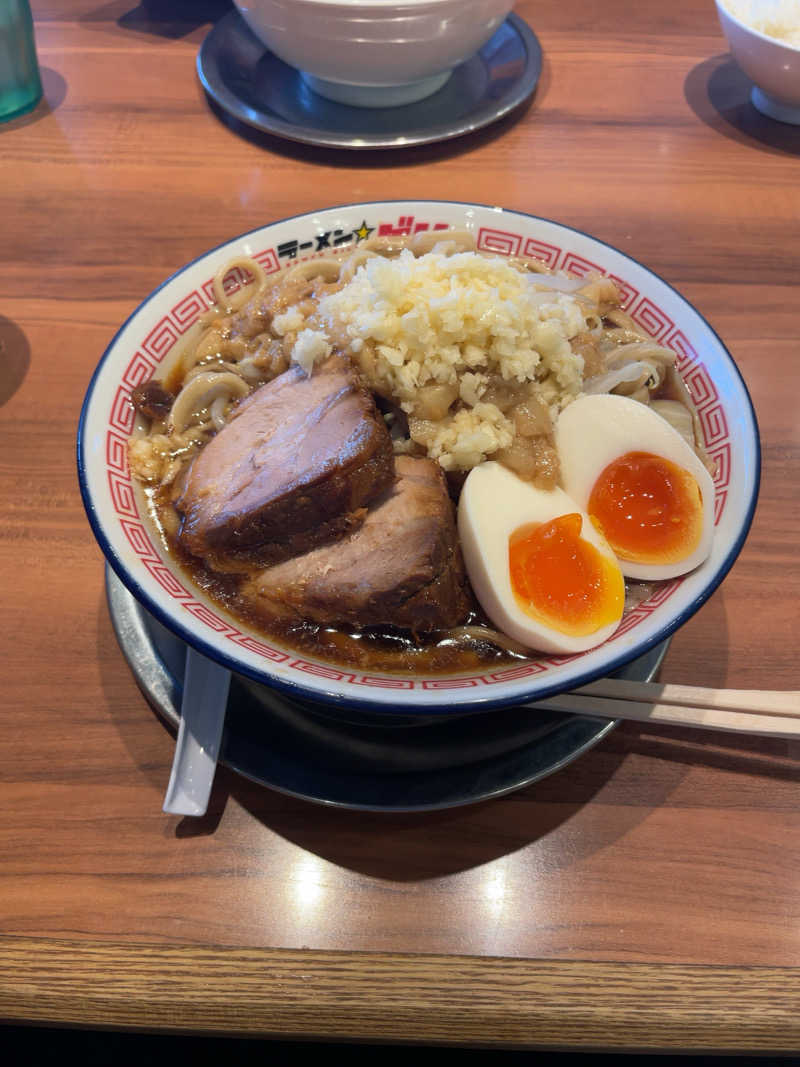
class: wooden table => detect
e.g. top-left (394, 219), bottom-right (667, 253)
top-left (2, 0), bottom-right (799, 1051)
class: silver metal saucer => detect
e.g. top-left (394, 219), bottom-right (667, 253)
top-left (106, 566), bottom-right (669, 812)
top-left (196, 10), bottom-right (542, 150)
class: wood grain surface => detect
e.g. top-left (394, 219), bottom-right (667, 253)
top-left (1, 0), bottom-right (800, 1050)
top-left (3, 935), bottom-right (800, 1051)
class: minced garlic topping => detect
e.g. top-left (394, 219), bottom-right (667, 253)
top-left (287, 249), bottom-right (592, 471)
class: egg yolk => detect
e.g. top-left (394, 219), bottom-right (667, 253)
top-left (508, 513), bottom-right (625, 637)
top-left (588, 451), bottom-right (703, 565)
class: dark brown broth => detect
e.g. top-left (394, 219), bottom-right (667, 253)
top-left (149, 489), bottom-right (523, 674)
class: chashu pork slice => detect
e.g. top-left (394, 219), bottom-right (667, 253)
top-left (241, 456), bottom-right (471, 632)
top-left (177, 354), bottom-right (394, 569)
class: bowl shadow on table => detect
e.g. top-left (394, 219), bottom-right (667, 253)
top-left (80, 0), bottom-right (233, 41)
top-left (0, 68), bottom-right (68, 133)
top-left (185, 744), bottom-right (645, 882)
top-left (0, 315), bottom-right (31, 406)
top-left (684, 53), bottom-right (800, 157)
top-left (202, 90), bottom-right (539, 169)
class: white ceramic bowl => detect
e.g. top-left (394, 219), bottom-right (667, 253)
top-left (232, 0), bottom-right (515, 106)
top-left (78, 200), bottom-right (759, 716)
top-left (716, 0), bottom-right (800, 123)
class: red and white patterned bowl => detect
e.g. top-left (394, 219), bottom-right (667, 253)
top-left (77, 201), bottom-right (760, 714)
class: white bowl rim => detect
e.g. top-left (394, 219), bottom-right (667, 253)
top-left (77, 199), bottom-right (761, 714)
top-left (715, 0), bottom-right (800, 55)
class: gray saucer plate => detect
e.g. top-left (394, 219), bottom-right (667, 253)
top-left (107, 567), bottom-right (668, 813)
top-left (196, 10), bottom-right (542, 150)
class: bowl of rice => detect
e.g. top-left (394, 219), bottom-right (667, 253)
top-left (716, 0), bottom-right (800, 123)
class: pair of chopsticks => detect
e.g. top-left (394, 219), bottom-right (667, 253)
top-left (535, 679), bottom-right (800, 739)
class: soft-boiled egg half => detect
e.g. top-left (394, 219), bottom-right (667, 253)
top-left (458, 462), bottom-right (626, 655)
top-left (556, 394), bottom-right (715, 581)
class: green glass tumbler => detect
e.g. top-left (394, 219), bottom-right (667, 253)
top-left (0, 0), bottom-right (43, 122)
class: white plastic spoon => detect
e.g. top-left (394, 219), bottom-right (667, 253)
top-left (162, 646), bottom-right (231, 816)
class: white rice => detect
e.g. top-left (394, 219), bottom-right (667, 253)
top-left (722, 0), bottom-right (800, 47)
top-left (289, 249), bottom-right (591, 471)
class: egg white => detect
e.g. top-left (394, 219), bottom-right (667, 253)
top-left (555, 393), bottom-right (716, 581)
top-left (457, 461), bottom-right (625, 655)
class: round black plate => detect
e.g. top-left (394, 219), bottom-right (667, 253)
top-left (196, 9), bottom-right (542, 150)
top-left (106, 566), bottom-right (669, 812)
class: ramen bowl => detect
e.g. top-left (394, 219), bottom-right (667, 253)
top-left (232, 0), bottom-right (515, 106)
top-left (716, 0), bottom-right (800, 123)
top-left (78, 200), bottom-right (760, 717)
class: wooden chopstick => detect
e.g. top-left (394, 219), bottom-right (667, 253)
top-left (531, 679), bottom-right (800, 739)
top-left (578, 678), bottom-right (800, 718)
